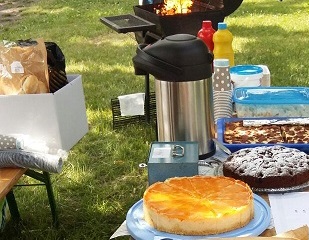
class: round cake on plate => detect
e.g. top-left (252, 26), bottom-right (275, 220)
top-left (143, 176), bottom-right (254, 236)
top-left (223, 145), bottom-right (309, 189)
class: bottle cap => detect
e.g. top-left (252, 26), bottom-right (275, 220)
top-left (214, 59), bottom-right (229, 67)
top-left (202, 20), bottom-right (212, 29)
top-left (218, 22), bottom-right (227, 30)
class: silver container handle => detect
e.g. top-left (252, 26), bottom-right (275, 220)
top-left (172, 145), bottom-right (185, 157)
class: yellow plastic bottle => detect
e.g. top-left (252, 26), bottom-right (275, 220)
top-left (213, 22), bottom-right (234, 66)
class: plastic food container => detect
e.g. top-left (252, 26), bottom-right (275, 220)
top-left (233, 87), bottom-right (309, 117)
top-left (230, 65), bottom-right (263, 88)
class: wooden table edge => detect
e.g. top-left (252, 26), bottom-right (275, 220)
top-left (0, 168), bottom-right (27, 200)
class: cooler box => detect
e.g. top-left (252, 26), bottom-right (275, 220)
top-left (147, 141), bottom-right (199, 185)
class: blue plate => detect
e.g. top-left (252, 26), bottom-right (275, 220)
top-left (126, 194), bottom-right (271, 240)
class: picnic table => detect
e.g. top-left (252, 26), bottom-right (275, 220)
top-left (0, 168), bottom-right (26, 200)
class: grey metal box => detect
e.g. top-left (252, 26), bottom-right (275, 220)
top-left (147, 141), bottom-right (199, 185)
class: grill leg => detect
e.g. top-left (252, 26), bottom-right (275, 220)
top-left (145, 74), bottom-right (150, 123)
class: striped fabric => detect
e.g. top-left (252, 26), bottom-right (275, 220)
top-left (0, 150), bottom-right (63, 173)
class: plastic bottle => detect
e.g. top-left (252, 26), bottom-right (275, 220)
top-left (212, 59), bottom-right (233, 123)
top-left (197, 20), bottom-right (216, 52)
top-left (213, 22), bottom-right (234, 66)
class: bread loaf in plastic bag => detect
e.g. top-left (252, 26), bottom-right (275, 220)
top-left (0, 38), bottom-right (49, 95)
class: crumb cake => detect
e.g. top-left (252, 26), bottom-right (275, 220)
top-left (224, 120), bottom-right (309, 144)
top-left (143, 176), bottom-right (254, 236)
top-left (223, 145), bottom-right (309, 188)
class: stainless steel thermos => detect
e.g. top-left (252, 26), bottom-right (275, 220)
top-left (133, 34), bottom-right (215, 159)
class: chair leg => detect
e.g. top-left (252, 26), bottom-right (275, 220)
top-left (43, 172), bottom-right (59, 228)
top-left (25, 170), bottom-right (59, 228)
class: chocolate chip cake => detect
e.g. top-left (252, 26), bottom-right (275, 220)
top-left (223, 146), bottom-right (309, 188)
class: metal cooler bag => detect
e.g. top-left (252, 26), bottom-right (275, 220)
top-left (147, 141), bottom-right (199, 185)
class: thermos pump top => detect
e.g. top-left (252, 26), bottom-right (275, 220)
top-left (133, 34), bottom-right (213, 81)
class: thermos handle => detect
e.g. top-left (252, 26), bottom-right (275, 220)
top-left (136, 44), bottom-right (183, 75)
top-left (172, 145), bottom-right (185, 157)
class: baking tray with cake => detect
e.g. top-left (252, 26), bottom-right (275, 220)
top-left (216, 117), bottom-right (309, 154)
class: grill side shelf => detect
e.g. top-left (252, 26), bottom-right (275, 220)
top-left (100, 14), bottom-right (156, 33)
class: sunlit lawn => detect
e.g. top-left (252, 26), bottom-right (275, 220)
top-left (0, 0), bottom-right (308, 239)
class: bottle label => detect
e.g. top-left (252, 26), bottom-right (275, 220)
top-left (11, 61), bottom-right (24, 74)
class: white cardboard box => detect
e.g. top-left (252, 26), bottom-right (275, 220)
top-left (0, 74), bottom-right (89, 151)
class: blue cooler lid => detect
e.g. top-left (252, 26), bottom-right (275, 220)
top-left (230, 65), bottom-right (263, 76)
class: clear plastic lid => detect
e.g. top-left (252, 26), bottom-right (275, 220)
top-left (233, 87), bottom-right (309, 104)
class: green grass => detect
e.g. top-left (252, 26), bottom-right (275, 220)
top-left (0, 0), bottom-right (309, 239)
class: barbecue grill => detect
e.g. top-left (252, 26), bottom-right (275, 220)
top-left (101, 0), bottom-right (243, 44)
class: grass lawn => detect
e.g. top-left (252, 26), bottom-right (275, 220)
top-left (0, 0), bottom-right (309, 239)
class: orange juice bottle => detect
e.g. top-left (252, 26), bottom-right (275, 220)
top-left (213, 22), bottom-right (234, 66)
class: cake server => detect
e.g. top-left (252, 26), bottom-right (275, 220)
top-left (213, 138), bottom-right (231, 155)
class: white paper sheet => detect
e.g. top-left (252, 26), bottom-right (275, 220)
top-left (118, 93), bottom-right (145, 116)
top-left (110, 220), bottom-right (129, 239)
top-left (269, 192), bottom-right (309, 235)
